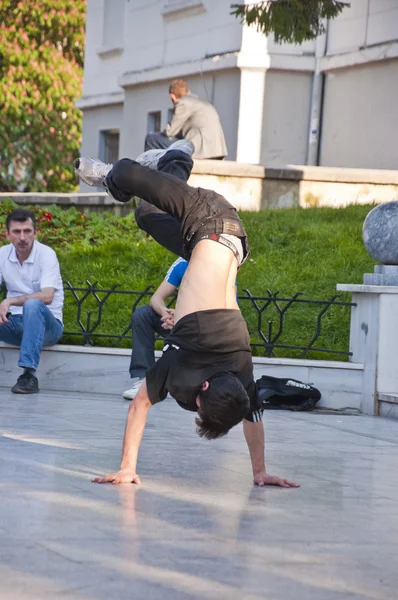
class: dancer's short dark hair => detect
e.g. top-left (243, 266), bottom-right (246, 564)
top-left (196, 372), bottom-right (250, 440)
top-left (6, 209), bottom-right (37, 231)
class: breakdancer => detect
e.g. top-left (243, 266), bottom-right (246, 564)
top-left (75, 141), bottom-right (299, 488)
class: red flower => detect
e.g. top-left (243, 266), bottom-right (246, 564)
top-left (44, 212), bottom-right (52, 221)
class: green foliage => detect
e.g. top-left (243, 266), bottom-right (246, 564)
top-left (231, 0), bottom-right (350, 44)
top-left (0, 201), bottom-right (376, 359)
top-left (0, 0), bottom-right (86, 192)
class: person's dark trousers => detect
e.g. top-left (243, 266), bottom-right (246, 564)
top-left (129, 305), bottom-right (169, 379)
top-left (134, 149), bottom-right (194, 257)
top-left (144, 132), bottom-right (181, 152)
top-left (106, 153), bottom-right (240, 248)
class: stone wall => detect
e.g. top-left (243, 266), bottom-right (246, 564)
top-left (2, 162), bottom-right (398, 213)
top-left (0, 343), bottom-right (363, 412)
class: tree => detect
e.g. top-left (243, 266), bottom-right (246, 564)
top-left (0, 0), bottom-right (86, 192)
top-left (231, 0), bottom-right (350, 45)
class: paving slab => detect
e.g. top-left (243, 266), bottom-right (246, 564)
top-left (0, 387), bottom-right (398, 600)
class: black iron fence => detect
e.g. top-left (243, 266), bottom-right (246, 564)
top-left (1, 280), bottom-right (355, 358)
top-left (57, 281), bottom-right (355, 359)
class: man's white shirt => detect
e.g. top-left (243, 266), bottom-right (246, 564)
top-left (0, 240), bottom-right (64, 322)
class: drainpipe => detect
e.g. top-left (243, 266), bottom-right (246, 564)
top-left (307, 21), bottom-right (329, 165)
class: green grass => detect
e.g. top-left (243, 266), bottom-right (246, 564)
top-left (1, 203), bottom-right (376, 359)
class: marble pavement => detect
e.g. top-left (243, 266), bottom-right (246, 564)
top-left (1, 387), bottom-right (398, 600)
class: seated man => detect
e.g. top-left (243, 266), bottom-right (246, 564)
top-left (75, 145), bottom-right (298, 489)
top-left (0, 209), bottom-right (64, 393)
top-left (145, 78), bottom-right (227, 160)
top-left (123, 257), bottom-right (188, 400)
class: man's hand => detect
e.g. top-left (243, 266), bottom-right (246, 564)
top-left (253, 471), bottom-right (300, 488)
top-left (0, 300), bottom-right (10, 325)
top-left (161, 308), bottom-right (175, 330)
top-left (92, 468), bottom-right (141, 485)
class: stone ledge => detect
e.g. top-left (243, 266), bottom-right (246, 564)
top-left (0, 342), bottom-right (364, 411)
top-left (3, 162), bottom-right (398, 213)
top-left (337, 284), bottom-right (398, 294)
top-left (0, 191), bottom-right (112, 205)
top-left (193, 162), bottom-right (398, 184)
top-left (0, 342), bottom-right (364, 369)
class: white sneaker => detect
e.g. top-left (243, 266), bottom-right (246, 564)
top-left (135, 139), bottom-right (194, 170)
top-left (122, 378), bottom-right (144, 401)
top-left (74, 157), bottom-right (113, 187)
top-left (134, 149), bottom-right (168, 170)
top-left (168, 139), bottom-right (195, 156)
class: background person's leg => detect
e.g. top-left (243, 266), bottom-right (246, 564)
top-left (0, 316), bottom-right (23, 346)
top-left (19, 299), bottom-right (63, 370)
top-left (129, 305), bottom-right (167, 378)
top-left (124, 304), bottom-right (169, 400)
top-left (144, 132), bottom-right (179, 151)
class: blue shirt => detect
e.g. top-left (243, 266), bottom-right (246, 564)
top-left (164, 257), bottom-right (238, 298)
top-left (165, 258), bottom-right (189, 288)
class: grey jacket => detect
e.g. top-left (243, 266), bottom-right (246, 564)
top-left (164, 93), bottom-right (227, 159)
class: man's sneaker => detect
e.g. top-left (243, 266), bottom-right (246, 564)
top-left (135, 139), bottom-right (195, 170)
top-left (74, 157), bottom-right (113, 187)
top-left (122, 378), bottom-right (144, 401)
top-left (11, 371), bottom-right (39, 394)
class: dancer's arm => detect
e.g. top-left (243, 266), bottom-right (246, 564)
top-left (243, 419), bottom-right (300, 488)
top-left (93, 380), bottom-right (151, 485)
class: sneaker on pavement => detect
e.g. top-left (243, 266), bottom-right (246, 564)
top-left (135, 139), bottom-right (195, 170)
top-left (74, 157), bottom-right (113, 187)
top-left (122, 378), bottom-right (144, 401)
top-left (11, 371), bottom-right (39, 394)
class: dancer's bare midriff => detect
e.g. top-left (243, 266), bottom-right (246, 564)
top-left (174, 239), bottom-right (239, 322)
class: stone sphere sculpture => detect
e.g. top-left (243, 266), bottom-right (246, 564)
top-left (363, 201), bottom-right (398, 265)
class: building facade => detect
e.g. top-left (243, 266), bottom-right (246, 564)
top-left (77, 0), bottom-right (398, 171)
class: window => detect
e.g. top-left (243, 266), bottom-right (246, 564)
top-left (162, 0), bottom-right (205, 16)
top-left (99, 130), bottom-right (120, 165)
top-left (167, 108), bottom-right (174, 125)
top-left (102, 0), bottom-right (125, 49)
top-left (147, 111), bottom-right (161, 133)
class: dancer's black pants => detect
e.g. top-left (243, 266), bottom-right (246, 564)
top-left (106, 151), bottom-right (249, 261)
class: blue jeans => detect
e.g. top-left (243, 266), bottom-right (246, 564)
top-left (129, 305), bottom-right (168, 379)
top-left (0, 299), bottom-right (63, 370)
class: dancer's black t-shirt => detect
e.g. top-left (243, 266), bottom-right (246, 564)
top-left (145, 309), bottom-right (262, 422)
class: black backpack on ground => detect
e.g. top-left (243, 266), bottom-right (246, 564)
top-left (256, 375), bottom-right (321, 412)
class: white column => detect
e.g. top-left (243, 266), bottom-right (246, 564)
top-left (236, 22), bottom-right (269, 164)
top-left (236, 68), bottom-right (266, 164)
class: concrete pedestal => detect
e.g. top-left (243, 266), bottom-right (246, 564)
top-left (337, 284), bottom-right (398, 416)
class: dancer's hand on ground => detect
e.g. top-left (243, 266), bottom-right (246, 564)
top-left (253, 471), bottom-right (300, 488)
top-left (161, 308), bottom-right (175, 330)
top-left (92, 468), bottom-right (141, 485)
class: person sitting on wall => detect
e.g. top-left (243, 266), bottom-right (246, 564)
top-left (123, 257), bottom-right (188, 401)
top-left (0, 209), bottom-right (64, 394)
top-left (144, 78), bottom-right (228, 160)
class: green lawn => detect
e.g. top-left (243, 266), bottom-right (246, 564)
top-left (0, 201), bottom-right (377, 359)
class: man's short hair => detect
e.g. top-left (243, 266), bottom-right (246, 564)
top-left (6, 208), bottom-right (37, 232)
top-left (169, 79), bottom-right (189, 99)
top-left (196, 372), bottom-right (250, 440)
